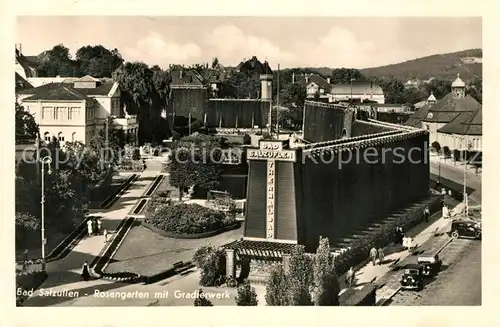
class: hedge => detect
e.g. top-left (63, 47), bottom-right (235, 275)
top-left (142, 220), bottom-right (241, 239)
top-left (144, 203), bottom-right (235, 235)
top-left (332, 195), bottom-right (443, 276)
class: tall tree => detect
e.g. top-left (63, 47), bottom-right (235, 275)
top-left (112, 62), bottom-right (158, 143)
top-left (15, 102), bottom-right (39, 144)
top-left (75, 45), bottom-right (124, 78)
top-left (265, 264), bottom-right (289, 306)
top-left (287, 245), bottom-right (314, 305)
top-left (313, 237), bottom-right (340, 306)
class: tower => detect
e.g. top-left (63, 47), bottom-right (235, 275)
top-left (451, 73), bottom-right (466, 99)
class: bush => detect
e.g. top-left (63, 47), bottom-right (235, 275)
top-left (144, 196), bottom-right (173, 215)
top-left (193, 289), bottom-right (213, 306)
top-left (145, 203), bottom-right (226, 234)
top-left (235, 280), bottom-right (258, 306)
top-left (431, 141), bottom-right (441, 153)
top-left (118, 159), bottom-right (143, 171)
top-left (16, 270), bottom-right (47, 306)
top-left (193, 245), bottom-right (226, 286)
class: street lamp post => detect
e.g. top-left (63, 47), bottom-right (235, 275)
top-left (40, 156), bottom-right (52, 272)
top-left (464, 139), bottom-right (472, 217)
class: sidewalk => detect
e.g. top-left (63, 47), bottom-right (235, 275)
top-left (337, 203), bottom-right (463, 296)
top-left (33, 169), bottom-right (159, 279)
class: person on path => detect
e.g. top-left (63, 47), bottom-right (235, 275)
top-left (81, 261), bottom-right (90, 281)
top-left (377, 247), bottom-right (385, 265)
top-left (369, 246), bottom-right (378, 266)
top-left (97, 219), bottom-right (102, 234)
top-left (448, 189), bottom-right (452, 197)
top-left (143, 159), bottom-right (147, 171)
top-left (346, 267), bottom-right (355, 288)
top-left (86, 219), bottom-right (93, 237)
top-left (103, 229), bottom-right (108, 243)
top-left (443, 205), bottom-right (450, 219)
top-left (22, 249), bottom-right (29, 271)
top-left (424, 206), bottom-right (430, 223)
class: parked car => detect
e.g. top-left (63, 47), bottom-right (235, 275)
top-left (449, 219), bottom-right (481, 240)
top-left (400, 264), bottom-right (424, 291)
top-left (417, 253), bottom-right (442, 277)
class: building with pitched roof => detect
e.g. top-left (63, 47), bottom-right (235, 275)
top-left (17, 75), bottom-right (138, 145)
top-left (293, 73), bottom-right (332, 100)
top-left (405, 73), bottom-right (482, 151)
top-left (329, 81), bottom-right (385, 104)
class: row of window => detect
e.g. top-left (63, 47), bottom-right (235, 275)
top-left (43, 132), bottom-right (77, 142)
top-left (41, 107), bottom-right (95, 120)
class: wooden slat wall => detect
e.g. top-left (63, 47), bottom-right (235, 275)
top-left (244, 161), bottom-right (267, 238)
top-left (275, 162), bottom-right (298, 241)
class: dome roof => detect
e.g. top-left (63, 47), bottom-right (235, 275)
top-left (451, 73), bottom-right (466, 88)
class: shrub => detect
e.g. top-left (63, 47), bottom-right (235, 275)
top-left (431, 141), bottom-right (441, 153)
top-left (144, 196), bottom-right (172, 215)
top-left (265, 264), bottom-right (289, 306)
top-left (144, 203), bottom-right (225, 234)
top-left (193, 289), bottom-right (213, 306)
top-left (193, 245), bottom-right (226, 286)
top-left (313, 237), bottom-right (340, 306)
top-left (157, 190), bottom-right (170, 198)
top-left (235, 280), bottom-right (258, 306)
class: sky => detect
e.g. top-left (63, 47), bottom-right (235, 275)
top-left (16, 16), bottom-right (481, 69)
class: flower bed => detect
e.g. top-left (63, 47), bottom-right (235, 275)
top-left (142, 220), bottom-right (241, 239)
top-left (16, 270), bottom-right (48, 306)
top-left (144, 202), bottom-right (236, 236)
top-left (99, 271), bottom-right (143, 283)
top-left (332, 195), bottom-right (443, 276)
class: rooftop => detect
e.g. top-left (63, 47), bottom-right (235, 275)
top-left (22, 83), bottom-right (91, 102)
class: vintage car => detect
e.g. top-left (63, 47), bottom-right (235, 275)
top-left (400, 264), bottom-right (424, 291)
top-left (449, 219), bottom-right (481, 240)
top-left (417, 253), bottom-right (442, 277)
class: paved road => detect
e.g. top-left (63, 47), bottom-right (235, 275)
top-left (412, 239), bottom-right (481, 305)
top-left (430, 160), bottom-right (481, 204)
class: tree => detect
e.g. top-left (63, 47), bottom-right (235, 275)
top-left (168, 134), bottom-right (223, 200)
top-left (424, 79), bottom-right (452, 100)
top-left (235, 280), bottom-right (258, 306)
top-left (192, 245), bottom-right (226, 286)
top-left (75, 45), bottom-right (124, 78)
top-left (15, 102), bottom-right (39, 144)
top-left (313, 237), bottom-right (340, 306)
top-left (431, 141), bottom-right (441, 153)
top-left (331, 68), bottom-right (366, 84)
top-left (193, 289), bottom-right (213, 306)
top-left (443, 146), bottom-right (451, 159)
top-left (265, 264), bottom-right (289, 306)
top-left (112, 62), bottom-right (162, 143)
top-left (37, 44), bottom-right (80, 77)
top-left (286, 245), bottom-right (314, 305)
top-left (219, 71), bottom-right (260, 99)
top-left (212, 57), bottom-right (219, 69)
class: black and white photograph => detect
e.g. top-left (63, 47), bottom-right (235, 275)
top-left (10, 13), bottom-right (485, 310)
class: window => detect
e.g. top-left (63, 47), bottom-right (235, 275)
top-left (68, 107), bottom-right (80, 120)
top-left (42, 107), bottom-right (53, 120)
top-left (53, 107), bottom-right (59, 120)
top-left (58, 132), bottom-right (65, 142)
top-left (44, 132), bottom-right (51, 142)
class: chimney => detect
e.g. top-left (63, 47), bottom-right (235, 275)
top-left (292, 72), bottom-right (295, 84)
top-left (327, 77), bottom-right (331, 84)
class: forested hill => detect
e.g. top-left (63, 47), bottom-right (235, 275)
top-left (308, 49), bottom-right (482, 82)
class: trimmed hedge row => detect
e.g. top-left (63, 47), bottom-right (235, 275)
top-left (332, 195), bottom-right (443, 276)
top-left (16, 270), bottom-right (48, 306)
top-left (142, 220), bottom-right (241, 239)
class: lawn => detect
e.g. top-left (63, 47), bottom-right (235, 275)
top-left (104, 223), bottom-right (244, 276)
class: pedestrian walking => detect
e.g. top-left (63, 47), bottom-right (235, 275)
top-left (143, 159), bottom-right (147, 171)
top-left (369, 246), bottom-right (378, 266)
top-left (424, 206), bottom-right (430, 223)
top-left (97, 219), bottom-right (102, 234)
top-left (86, 219), bottom-right (93, 237)
top-left (448, 189), bottom-right (452, 197)
top-left (22, 249), bottom-right (29, 271)
top-left (377, 247), bottom-right (385, 265)
top-left (81, 261), bottom-right (90, 281)
top-left (346, 267), bottom-right (355, 288)
top-left (103, 229), bottom-right (108, 243)
top-left (442, 204), bottom-right (450, 219)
